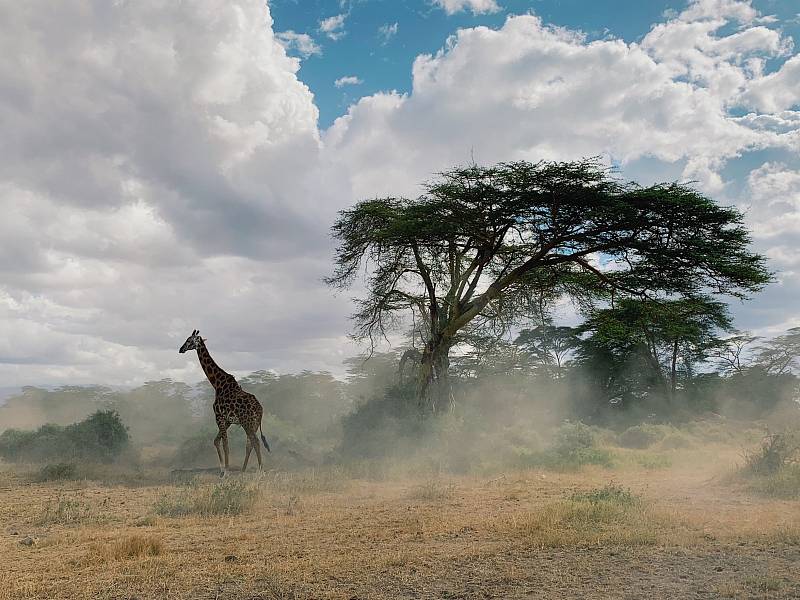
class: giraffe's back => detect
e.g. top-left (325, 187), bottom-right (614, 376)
top-left (215, 388), bottom-right (263, 430)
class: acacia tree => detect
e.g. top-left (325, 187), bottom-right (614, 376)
top-left (577, 297), bottom-right (733, 403)
top-left (327, 160), bottom-right (770, 413)
top-left (515, 324), bottom-right (582, 379)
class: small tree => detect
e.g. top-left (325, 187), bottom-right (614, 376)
top-left (515, 324), bottom-right (581, 379)
top-left (708, 331), bottom-right (759, 375)
top-left (577, 297), bottom-right (733, 404)
top-left (754, 328), bottom-right (800, 375)
top-left (327, 159), bottom-right (770, 413)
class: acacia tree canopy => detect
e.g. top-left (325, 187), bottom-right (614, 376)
top-left (326, 159), bottom-right (771, 411)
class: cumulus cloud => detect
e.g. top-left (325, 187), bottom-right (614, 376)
top-left (335, 75), bottom-right (364, 88)
top-left (0, 0), bottom-right (356, 385)
top-left (0, 0), bottom-right (798, 386)
top-left (433, 0), bottom-right (501, 15)
top-left (326, 7), bottom-right (798, 198)
top-left (741, 56), bottom-right (800, 112)
top-left (319, 13), bottom-right (347, 41)
top-left (275, 30), bottom-right (322, 58)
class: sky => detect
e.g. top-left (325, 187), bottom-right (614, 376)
top-left (0, 0), bottom-right (798, 387)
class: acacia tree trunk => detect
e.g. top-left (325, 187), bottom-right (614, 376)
top-left (669, 339), bottom-right (679, 402)
top-left (416, 334), bottom-right (453, 414)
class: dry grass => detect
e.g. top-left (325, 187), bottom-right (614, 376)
top-left (82, 534), bottom-right (164, 564)
top-left (2, 451), bottom-right (800, 599)
top-left (494, 484), bottom-right (695, 548)
top-left (407, 479), bottom-right (456, 501)
top-left (153, 477), bottom-right (259, 517)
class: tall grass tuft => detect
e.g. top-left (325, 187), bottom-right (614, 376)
top-left (154, 478), bottom-right (258, 517)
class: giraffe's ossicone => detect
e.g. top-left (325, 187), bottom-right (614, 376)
top-left (179, 329), bottom-right (271, 475)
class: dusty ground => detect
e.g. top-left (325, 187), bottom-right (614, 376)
top-left (2, 450), bottom-right (799, 599)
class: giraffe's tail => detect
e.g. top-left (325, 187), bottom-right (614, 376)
top-left (259, 423), bottom-right (271, 453)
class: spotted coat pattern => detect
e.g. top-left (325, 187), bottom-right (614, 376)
top-left (180, 330), bottom-right (268, 473)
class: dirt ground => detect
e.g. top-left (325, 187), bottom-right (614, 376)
top-left (2, 450), bottom-right (799, 599)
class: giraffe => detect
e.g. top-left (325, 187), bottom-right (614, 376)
top-left (179, 330), bottom-right (270, 476)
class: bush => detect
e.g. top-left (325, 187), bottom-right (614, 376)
top-left (571, 484), bottom-right (640, 506)
top-left (0, 410), bottom-right (129, 463)
top-left (739, 432), bottom-right (800, 499)
top-left (552, 422), bottom-right (595, 455)
top-left (743, 433), bottom-right (799, 476)
top-left (37, 463), bottom-right (79, 482)
top-left (617, 424), bottom-right (668, 449)
top-left (515, 422), bottom-right (614, 470)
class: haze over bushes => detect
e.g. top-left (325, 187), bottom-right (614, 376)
top-left (0, 324), bottom-right (796, 472)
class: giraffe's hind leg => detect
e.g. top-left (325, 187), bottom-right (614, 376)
top-left (248, 430), bottom-right (263, 471)
top-left (242, 437), bottom-right (253, 472)
top-left (214, 423), bottom-right (230, 477)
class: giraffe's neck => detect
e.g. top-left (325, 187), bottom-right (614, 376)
top-left (196, 340), bottom-right (232, 391)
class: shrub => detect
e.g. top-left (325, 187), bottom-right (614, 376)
top-left (571, 484), bottom-right (639, 506)
top-left (740, 432), bottom-right (800, 499)
top-left (37, 463), bottom-right (79, 482)
top-left (0, 410), bottom-right (129, 463)
top-left (617, 424), bottom-right (668, 449)
top-left (515, 422), bottom-right (614, 470)
top-left (743, 433), bottom-right (799, 476)
top-left (552, 422), bottom-right (595, 455)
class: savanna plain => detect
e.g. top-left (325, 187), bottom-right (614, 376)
top-left (3, 419), bottom-right (799, 600)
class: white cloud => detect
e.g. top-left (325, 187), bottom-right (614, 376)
top-left (326, 10), bottom-right (798, 198)
top-left (335, 75), bottom-right (364, 88)
top-left (744, 163), bottom-right (800, 242)
top-left (677, 0), bottom-right (759, 23)
top-left (0, 0), bottom-right (798, 386)
top-left (433, 0), bottom-right (501, 15)
top-left (741, 55), bottom-right (800, 112)
top-left (0, 0), bottom-right (357, 386)
top-left (319, 13), bottom-right (347, 41)
top-left (275, 30), bottom-right (322, 58)
top-left (379, 22), bottom-right (398, 44)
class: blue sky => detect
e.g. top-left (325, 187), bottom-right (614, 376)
top-left (271, 0), bottom-right (800, 128)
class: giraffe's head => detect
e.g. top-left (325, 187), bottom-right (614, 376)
top-left (179, 329), bottom-right (202, 354)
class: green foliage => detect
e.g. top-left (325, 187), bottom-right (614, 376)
top-left (517, 422), bottom-right (614, 470)
top-left (240, 370), bottom-right (350, 434)
top-left (576, 297), bottom-right (733, 407)
top-left (0, 410), bottom-right (128, 463)
top-left (552, 422), bottom-right (596, 454)
top-left (328, 159), bottom-right (770, 408)
top-left (36, 463), bottom-right (79, 482)
top-left (335, 385), bottom-right (420, 460)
